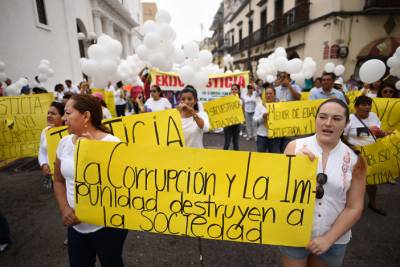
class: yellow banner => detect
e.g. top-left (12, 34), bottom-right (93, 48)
top-left (45, 126), bottom-right (68, 175)
top-left (0, 94), bottom-right (54, 160)
top-left (75, 140), bottom-right (317, 246)
top-left (203, 95), bottom-right (245, 129)
top-left (267, 100), bottom-right (324, 138)
top-left (300, 92), bottom-right (310, 100)
top-left (359, 130), bottom-right (400, 185)
top-left (92, 89), bottom-right (116, 117)
top-left (371, 98), bottom-right (400, 132)
top-left (346, 90), bottom-right (362, 113)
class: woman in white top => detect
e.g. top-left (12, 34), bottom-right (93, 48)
top-left (38, 101), bottom-right (65, 188)
top-left (114, 81), bottom-right (126, 117)
top-left (144, 85), bottom-right (172, 112)
top-left (54, 84), bottom-right (64, 103)
top-left (177, 86), bottom-right (210, 148)
top-left (281, 98), bottom-right (366, 267)
top-left (253, 86), bottom-right (281, 153)
top-left (242, 84), bottom-right (258, 140)
top-left (54, 94), bottom-right (127, 267)
top-left (344, 95), bottom-right (388, 216)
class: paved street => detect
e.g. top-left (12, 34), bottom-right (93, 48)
top-left (0, 133), bottom-right (399, 267)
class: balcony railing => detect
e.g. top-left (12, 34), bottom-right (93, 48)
top-left (364, 0), bottom-right (400, 9)
top-left (227, 1), bottom-right (310, 54)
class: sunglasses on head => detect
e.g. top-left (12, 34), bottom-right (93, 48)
top-left (316, 173), bottom-right (328, 199)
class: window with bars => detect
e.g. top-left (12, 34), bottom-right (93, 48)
top-left (36, 0), bottom-right (48, 25)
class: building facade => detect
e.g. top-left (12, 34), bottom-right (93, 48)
top-left (0, 0), bottom-right (140, 89)
top-left (213, 0), bottom-right (400, 80)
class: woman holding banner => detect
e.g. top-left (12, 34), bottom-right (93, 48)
top-left (281, 98), bottom-right (366, 267)
top-left (223, 84), bottom-right (243, 150)
top-left (177, 85), bottom-right (209, 148)
top-left (253, 86), bottom-right (282, 153)
top-left (53, 94), bottom-right (127, 267)
top-left (38, 101), bottom-right (65, 189)
top-left (344, 95), bottom-right (389, 216)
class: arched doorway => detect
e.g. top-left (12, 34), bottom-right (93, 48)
top-left (76, 18), bottom-right (88, 58)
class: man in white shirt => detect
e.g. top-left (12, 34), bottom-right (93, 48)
top-left (64, 80), bottom-right (79, 94)
top-left (274, 72), bottom-right (302, 102)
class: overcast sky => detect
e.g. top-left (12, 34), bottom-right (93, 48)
top-left (143, 0), bottom-right (223, 47)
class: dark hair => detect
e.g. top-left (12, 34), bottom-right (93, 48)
top-left (65, 80), bottom-right (72, 84)
top-left (70, 94), bottom-right (110, 133)
top-left (314, 77), bottom-right (322, 82)
top-left (231, 83), bottom-right (240, 91)
top-left (50, 101), bottom-right (65, 116)
top-left (54, 83), bottom-right (64, 92)
top-left (116, 81), bottom-right (123, 89)
top-left (265, 85), bottom-right (276, 94)
top-left (377, 84), bottom-right (398, 98)
top-left (151, 85), bottom-right (163, 97)
top-left (63, 92), bottom-right (73, 100)
top-left (181, 85), bottom-right (199, 111)
top-left (354, 95), bottom-right (372, 106)
top-left (322, 72), bottom-right (336, 81)
top-left (32, 87), bottom-right (47, 94)
top-left (247, 84), bottom-right (254, 90)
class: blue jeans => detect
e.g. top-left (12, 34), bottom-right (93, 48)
top-left (256, 136), bottom-right (282, 153)
top-left (279, 244), bottom-right (347, 267)
top-left (68, 227), bottom-right (128, 267)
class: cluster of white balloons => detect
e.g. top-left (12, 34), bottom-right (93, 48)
top-left (177, 43), bottom-right (214, 88)
top-left (359, 59), bottom-right (386, 84)
top-left (256, 47), bottom-right (317, 86)
top-left (117, 54), bottom-right (145, 85)
top-left (136, 10), bottom-right (182, 72)
top-left (37, 59), bottom-right (55, 83)
top-left (0, 61), bottom-right (7, 82)
top-left (223, 54), bottom-right (234, 69)
top-left (323, 62), bottom-right (345, 76)
top-left (387, 47), bottom-right (400, 79)
top-left (5, 77), bottom-right (29, 96)
top-left (81, 34), bottom-right (123, 88)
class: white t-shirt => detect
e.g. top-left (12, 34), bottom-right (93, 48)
top-left (64, 85), bottom-right (79, 94)
top-left (144, 97), bottom-right (172, 112)
top-left (102, 107), bottom-right (112, 119)
top-left (114, 88), bottom-right (126, 106)
top-left (181, 111), bottom-right (210, 148)
top-left (54, 91), bottom-right (64, 102)
top-left (38, 126), bottom-right (50, 167)
top-left (344, 112), bottom-right (381, 146)
top-left (56, 134), bottom-right (120, 233)
top-left (253, 103), bottom-right (268, 137)
top-left (242, 92), bottom-right (258, 113)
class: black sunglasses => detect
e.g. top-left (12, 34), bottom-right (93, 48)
top-left (150, 90), bottom-right (158, 93)
top-left (316, 173), bottom-right (328, 199)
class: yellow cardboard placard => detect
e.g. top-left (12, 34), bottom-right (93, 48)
top-left (267, 100), bottom-right (324, 138)
top-left (359, 130), bottom-right (400, 185)
top-left (75, 140), bottom-right (317, 246)
top-left (370, 98), bottom-right (400, 132)
top-left (0, 94), bottom-right (54, 160)
top-left (203, 95), bottom-right (245, 129)
top-left (92, 89), bottom-right (116, 117)
top-left (300, 92), bottom-right (310, 100)
top-left (46, 126), bottom-right (68, 175)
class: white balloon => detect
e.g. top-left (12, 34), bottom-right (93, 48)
top-left (81, 59), bottom-right (100, 76)
top-left (159, 59), bottom-right (173, 72)
top-left (15, 81), bottom-right (24, 89)
top-left (38, 64), bottom-right (49, 74)
top-left (105, 39), bottom-right (123, 57)
top-left (359, 59), bottom-right (386, 83)
top-left (88, 44), bottom-right (107, 61)
top-left (389, 66), bottom-right (400, 78)
top-left (275, 47), bottom-right (287, 58)
top-left (304, 70), bottom-right (314, 79)
top-left (158, 23), bottom-right (175, 41)
top-left (275, 56), bottom-right (288, 72)
top-left (5, 84), bottom-right (19, 96)
top-left (193, 71), bottom-right (209, 88)
top-left (324, 62), bottom-right (335, 73)
top-left (148, 53), bottom-right (165, 68)
top-left (93, 78), bottom-right (109, 89)
top-left (97, 34), bottom-right (113, 46)
top-left (100, 60), bottom-right (118, 75)
top-left (0, 72), bottom-right (7, 82)
top-left (266, 75), bottom-right (276, 83)
top-left (19, 77), bottom-right (28, 86)
top-left (142, 20), bottom-right (158, 34)
top-left (172, 48), bottom-right (185, 64)
top-left (159, 41), bottom-right (175, 57)
top-left (292, 72), bottom-right (305, 86)
top-left (38, 74), bottom-right (48, 83)
top-left (136, 44), bottom-right (150, 61)
top-left (225, 70), bottom-right (233, 74)
top-left (387, 56), bottom-right (400, 68)
top-left (286, 58), bottom-right (303, 74)
top-left (40, 59), bottom-right (50, 66)
top-left (256, 69), bottom-right (267, 80)
top-left (179, 65), bottom-right (195, 85)
top-left (198, 50), bottom-right (213, 67)
top-left (395, 80), bottom-right (400, 90)
top-left (0, 61), bottom-right (5, 72)
top-left (183, 41), bottom-right (199, 59)
top-left (144, 32), bottom-right (161, 50)
top-left (156, 9), bottom-right (171, 24)
top-left (334, 65), bottom-right (345, 76)
top-left (396, 46), bottom-right (400, 57)
top-left (47, 68), bottom-right (55, 77)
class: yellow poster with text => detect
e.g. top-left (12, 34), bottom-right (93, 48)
top-left (359, 130), bottom-right (400, 185)
top-left (203, 95), bottom-right (245, 129)
top-left (92, 88), bottom-right (116, 117)
top-left (46, 126), bottom-right (68, 175)
top-left (370, 98), bottom-right (400, 132)
top-left (75, 140), bottom-right (317, 246)
top-left (0, 94), bottom-right (54, 160)
top-left (267, 100), bottom-right (324, 138)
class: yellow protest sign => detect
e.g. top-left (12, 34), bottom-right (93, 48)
top-left (45, 126), bottom-right (68, 175)
top-left (92, 89), bottom-right (116, 117)
top-left (267, 100), bottom-right (324, 138)
top-left (346, 90), bottom-right (362, 113)
top-left (75, 140), bottom-right (317, 246)
top-left (359, 130), bottom-right (400, 185)
top-left (370, 98), bottom-right (400, 132)
top-left (0, 94), bottom-right (54, 160)
top-left (300, 92), bottom-right (310, 100)
top-left (203, 95), bottom-right (245, 129)
top-left (102, 117), bottom-right (128, 143)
